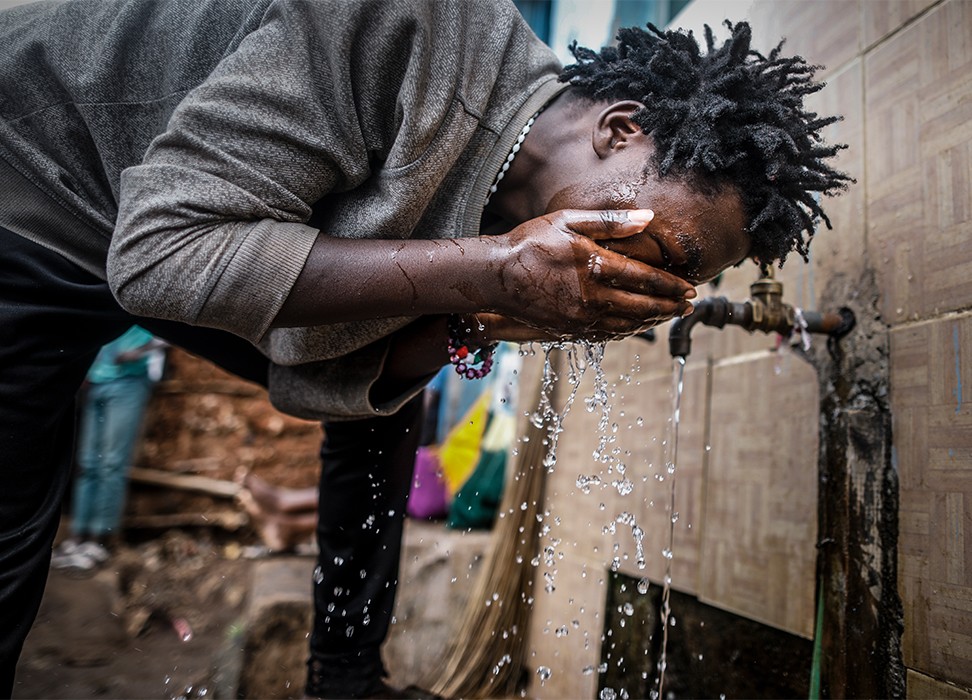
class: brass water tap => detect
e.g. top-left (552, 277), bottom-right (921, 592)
top-left (746, 270), bottom-right (795, 335)
top-left (667, 270), bottom-right (855, 358)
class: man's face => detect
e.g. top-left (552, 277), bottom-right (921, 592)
top-left (602, 176), bottom-right (751, 285)
top-left (544, 152), bottom-right (751, 286)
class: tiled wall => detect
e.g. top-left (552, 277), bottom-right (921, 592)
top-left (525, 0), bottom-right (972, 696)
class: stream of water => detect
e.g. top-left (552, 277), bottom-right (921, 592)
top-left (654, 355), bottom-right (686, 700)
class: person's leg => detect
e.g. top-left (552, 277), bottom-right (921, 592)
top-left (306, 395), bottom-right (424, 699)
top-left (0, 228), bottom-right (132, 697)
top-left (87, 376), bottom-right (152, 539)
top-left (69, 384), bottom-right (108, 541)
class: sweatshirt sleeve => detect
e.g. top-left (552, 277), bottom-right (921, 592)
top-left (267, 337), bottom-right (433, 421)
top-left (109, 0), bottom-right (369, 343)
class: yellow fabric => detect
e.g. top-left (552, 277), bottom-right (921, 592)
top-left (480, 410), bottom-right (515, 453)
top-left (438, 390), bottom-right (491, 496)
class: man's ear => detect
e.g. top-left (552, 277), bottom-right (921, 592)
top-left (592, 101), bottom-right (647, 158)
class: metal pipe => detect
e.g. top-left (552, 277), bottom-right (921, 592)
top-left (668, 275), bottom-right (856, 358)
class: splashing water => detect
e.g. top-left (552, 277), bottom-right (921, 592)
top-left (536, 666), bottom-right (552, 685)
top-left (653, 356), bottom-right (686, 700)
top-left (534, 342), bottom-right (603, 471)
top-left (615, 511), bottom-right (647, 571)
top-left (529, 341), bottom-right (607, 603)
top-left (529, 339), bottom-right (665, 695)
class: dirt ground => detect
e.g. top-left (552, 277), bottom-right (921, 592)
top-left (14, 526), bottom-right (274, 700)
top-left (13, 348), bottom-right (325, 699)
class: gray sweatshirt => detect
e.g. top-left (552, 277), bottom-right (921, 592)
top-left (0, 0), bottom-right (563, 418)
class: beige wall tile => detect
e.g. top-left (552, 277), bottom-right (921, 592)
top-left (536, 343), bottom-right (708, 592)
top-left (864, 0), bottom-right (940, 50)
top-left (523, 341), bottom-right (710, 697)
top-left (866, 0), bottom-right (972, 323)
top-left (907, 668), bottom-right (972, 698)
top-left (525, 556), bottom-right (608, 700)
top-left (806, 60), bottom-right (868, 288)
top-left (699, 353), bottom-right (819, 637)
top-left (892, 313), bottom-right (972, 687)
top-left (748, 0), bottom-right (861, 78)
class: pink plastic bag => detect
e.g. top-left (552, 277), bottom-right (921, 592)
top-left (407, 446), bottom-right (449, 519)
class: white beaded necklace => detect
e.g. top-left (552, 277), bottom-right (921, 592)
top-left (484, 107), bottom-right (544, 206)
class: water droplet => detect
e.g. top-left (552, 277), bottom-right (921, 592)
top-left (536, 666), bottom-right (552, 684)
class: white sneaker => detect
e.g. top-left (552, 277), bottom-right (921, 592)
top-left (52, 538), bottom-right (81, 558)
top-left (51, 551), bottom-right (97, 571)
top-left (76, 541), bottom-right (110, 563)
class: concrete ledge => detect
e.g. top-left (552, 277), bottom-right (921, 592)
top-left (224, 521), bottom-right (493, 698)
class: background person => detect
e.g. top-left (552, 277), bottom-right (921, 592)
top-left (51, 326), bottom-right (166, 572)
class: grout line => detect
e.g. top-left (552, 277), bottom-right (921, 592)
top-left (887, 307), bottom-right (972, 331)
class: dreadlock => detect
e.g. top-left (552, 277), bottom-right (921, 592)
top-left (559, 20), bottom-right (853, 268)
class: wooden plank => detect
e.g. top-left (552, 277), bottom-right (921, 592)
top-left (129, 467), bottom-right (240, 499)
top-left (124, 511), bottom-right (247, 530)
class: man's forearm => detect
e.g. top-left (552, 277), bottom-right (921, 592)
top-left (273, 234), bottom-right (501, 328)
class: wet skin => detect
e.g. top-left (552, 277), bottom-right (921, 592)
top-left (511, 93), bottom-right (751, 289)
top-left (596, 178), bottom-right (750, 286)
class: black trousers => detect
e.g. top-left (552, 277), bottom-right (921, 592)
top-left (0, 227), bottom-right (419, 698)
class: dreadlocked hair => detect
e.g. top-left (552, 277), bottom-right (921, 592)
top-left (559, 20), bottom-right (853, 268)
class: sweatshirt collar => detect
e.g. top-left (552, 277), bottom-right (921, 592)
top-left (462, 77), bottom-right (569, 238)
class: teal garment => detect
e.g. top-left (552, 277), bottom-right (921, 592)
top-left (447, 447), bottom-right (506, 530)
top-left (86, 325), bottom-right (154, 384)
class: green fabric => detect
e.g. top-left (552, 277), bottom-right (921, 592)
top-left (447, 447), bottom-right (506, 531)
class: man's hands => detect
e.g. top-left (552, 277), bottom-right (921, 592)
top-left (482, 208), bottom-right (695, 342)
top-left (327, 207), bottom-right (696, 401)
top-left (275, 207), bottom-right (693, 347)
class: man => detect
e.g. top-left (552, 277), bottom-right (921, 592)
top-left (0, 0), bottom-right (849, 697)
top-left (51, 326), bottom-right (165, 571)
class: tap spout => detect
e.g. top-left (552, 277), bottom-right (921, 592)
top-left (668, 297), bottom-right (749, 358)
